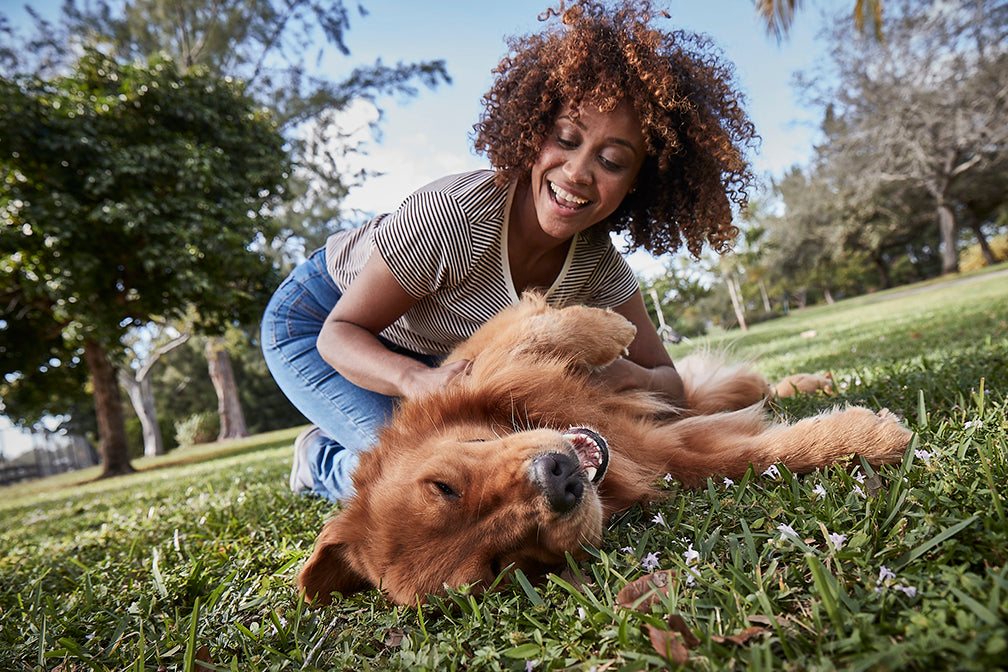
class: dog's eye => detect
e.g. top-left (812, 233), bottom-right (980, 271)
top-left (433, 481), bottom-right (461, 501)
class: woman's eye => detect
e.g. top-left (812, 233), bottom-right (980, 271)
top-left (599, 156), bottom-right (624, 171)
top-left (556, 136), bottom-right (578, 149)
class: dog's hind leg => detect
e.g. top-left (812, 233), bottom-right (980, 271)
top-left (642, 405), bottom-right (912, 488)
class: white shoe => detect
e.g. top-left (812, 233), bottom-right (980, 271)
top-left (290, 425), bottom-right (323, 493)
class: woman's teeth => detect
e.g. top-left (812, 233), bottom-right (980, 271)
top-left (550, 182), bottom-right (589, 207)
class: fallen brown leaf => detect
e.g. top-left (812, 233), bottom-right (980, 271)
top-left (615, 570), bottom-right (675, 612)
top-left (195, 645), bottom-right (214, 671)
top-left (646, 614), bottom-right (700, 665)
top-left (712, 625), bottom-right (766, 646)
top-left (384, 627), bottom-right (405, 648)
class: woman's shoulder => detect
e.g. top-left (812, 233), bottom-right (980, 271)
top-left (412, 169), bottom-right (499, 198)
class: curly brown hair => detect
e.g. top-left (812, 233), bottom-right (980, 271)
top-left (473, 0), bottom-right (758, 258)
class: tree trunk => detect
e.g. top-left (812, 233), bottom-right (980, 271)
top-left (82, 339), bottom-right (135, 477)
top-left (758, 279), bottom-right (772, 313)
top-left (872, 253), bottom-right (892, 289)
top-left (120, 373), bottom-right (163, 457)
top-left (120, 333), bottom-right (190, 457)
top-left (969, 221), bottom-right (996, 266)
top-left (725, 275), bottom-right (748, 332)
top-left (205, 337), bottom-right (247, 440)
top-left (937, 198), bottom-right (959, 275)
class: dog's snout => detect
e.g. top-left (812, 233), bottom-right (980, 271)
top-left (529, 452), bottom-right (584, 514)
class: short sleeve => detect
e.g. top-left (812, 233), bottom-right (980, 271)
top-left (373, 190), bottom-right (474, 299)
top-left (586, 244), bottom-right (639, 307)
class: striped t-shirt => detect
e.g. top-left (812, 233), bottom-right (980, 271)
top-left (325, 169), bottom-right (639, 356)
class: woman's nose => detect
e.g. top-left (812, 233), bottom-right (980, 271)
top-left (563, 150), bottom-right (593, 184)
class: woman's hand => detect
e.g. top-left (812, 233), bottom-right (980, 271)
top-left (399, 359), bottom-right (472, 399)
top-left (591, 357), bottom-right (686, 408)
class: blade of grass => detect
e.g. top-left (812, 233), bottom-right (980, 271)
top-left (894, 515), bottom-right (980, 569)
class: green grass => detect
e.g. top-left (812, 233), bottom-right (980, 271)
top-left (3, 266), bottom-right (1007, 671)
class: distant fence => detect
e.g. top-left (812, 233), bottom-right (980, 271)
top-left (0, 432), bottom-right (99, 486)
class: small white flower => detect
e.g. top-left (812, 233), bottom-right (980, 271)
top-left (723, 476), bottom-right (735, 487)
top-left (763, 464), bottom-right (781, 479)
top-left (620, 546), bottom-right (634, 554)
top-left (893, 584), bottom-right (918, 598)
top-left (853, 485), bottom-right (865, 498)
top-left (577, 607), bottom-right (587, 620)
top-left (642, 551), bottom-right (661, 572)
top-left (853, 469), bottom-right (867, 484)
top-left (964, 419), bottom-right (983, 430)
top-left (877, 565), bottom-right (896, 584)
top-left (812, 483), bottom-right (827, 499)
top-left (777, 523), bottom-right (798, 540)
top-left (683, 544), bottom-right (701, 585)
top-left (652, 512), bottom-right (666, 527)
top-left (526, 660), bottom-right (539, 672)
top-left (828, 532), bottom-right (847, 549)
top-left (915, 449), bottom-right (934, 466)
top-left (663, 473), bottom-right (673, 483)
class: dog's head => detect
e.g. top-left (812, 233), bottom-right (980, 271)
top-left (297, 423), bottom-right (610, 605)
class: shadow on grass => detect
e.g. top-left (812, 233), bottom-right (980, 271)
top-left (0, 425), bottom-right (305, 509)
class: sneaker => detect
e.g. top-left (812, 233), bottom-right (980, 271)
top-left (290, 425), bottom-right (323, 493)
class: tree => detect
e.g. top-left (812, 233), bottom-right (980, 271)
top-left (0, 50), bottom-right (289, 476)
top-left (50, 0), bottom-right (450, 256)
top-left (119, 327), bottom-right (190, 457)
top-left (797, 0), bottom-right (1008, 275)
top-left (1, 1), bottom-right (451, 445)
top-left (754, 0), bottom-right (885, 39)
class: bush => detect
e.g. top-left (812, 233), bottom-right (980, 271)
top-left (174, 411), bottom-right (219, 448)
top-left (960, 234), bottom-right (1008, 271)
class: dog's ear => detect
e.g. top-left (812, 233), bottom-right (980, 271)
top-left (297, 514), bottom-right (372, 604)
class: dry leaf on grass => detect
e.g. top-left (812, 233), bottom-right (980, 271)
top-left (615, 570), bottom-right (675, 612)
top-left (195, 645), bottom-right (214, 671)
top-left (646, 614), bottom-right (700, 665)
top-left (384, 627), bottom-right (405, 648)
top-left (711, 625), bottom-right (767, 646)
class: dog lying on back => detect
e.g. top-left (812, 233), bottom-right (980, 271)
top-left (298, 294), bottom-right (912, 605)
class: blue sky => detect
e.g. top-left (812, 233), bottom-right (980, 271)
top-left (4, 0), bottom-right (827, 238)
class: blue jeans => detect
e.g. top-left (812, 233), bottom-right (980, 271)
top-left (260, 248), bottom-right (439, 502)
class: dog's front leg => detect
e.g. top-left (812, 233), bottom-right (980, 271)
top-left (519, 306), bottom-right (637, 368)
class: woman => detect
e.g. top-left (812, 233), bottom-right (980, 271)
top-left (261, 0), bottom-right (757, 502)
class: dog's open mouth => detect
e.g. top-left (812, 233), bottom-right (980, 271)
top-left (562, 427), bottom-right (610, 485)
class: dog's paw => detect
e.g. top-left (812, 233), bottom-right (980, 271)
top-left (520, 306), bottom-right (635, 367)
top-left (578, 309), bottom-right (636, 367)
top-left (774, 372), bottom-right (834, 398)
top-left (840, 407), bottom-right (914, 464)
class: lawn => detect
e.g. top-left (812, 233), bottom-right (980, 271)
top-left (2, 266), bottom-right (1006, 671)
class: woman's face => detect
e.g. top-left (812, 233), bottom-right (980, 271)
top-left (528, 101), bottom-right (646, 242)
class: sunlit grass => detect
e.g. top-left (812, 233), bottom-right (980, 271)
top-left (2, 266), bottom-right (1006, 671)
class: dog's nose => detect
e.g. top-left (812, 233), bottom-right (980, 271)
top-left (529, 452), bottom-right (584, 514)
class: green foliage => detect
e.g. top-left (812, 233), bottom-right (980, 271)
top-left (0, 49), bottom-right (289, 425)
top-left (174, 411), bottom-right (220, 449)
top-left (1, 271), bottom-right (1006, 670)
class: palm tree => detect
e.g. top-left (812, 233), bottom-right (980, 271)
top-left (754, 0), bottom-right (884, 39)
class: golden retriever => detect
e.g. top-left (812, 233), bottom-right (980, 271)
top-left (298, 294), bottom-right (912, 605)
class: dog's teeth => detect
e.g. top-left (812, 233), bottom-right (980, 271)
top-left (585, 466), bottom-right (597, 482)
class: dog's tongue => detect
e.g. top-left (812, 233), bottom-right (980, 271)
top-left (562, 427), bottom-right (610, 484)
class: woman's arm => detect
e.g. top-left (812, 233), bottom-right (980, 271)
top-left (592, 289), bottom-right (686, 407)
top-left (317, 249), bottom-right (469, 399)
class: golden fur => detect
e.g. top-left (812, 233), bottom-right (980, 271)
top-left (298, 295), bottom-right (911, 605)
